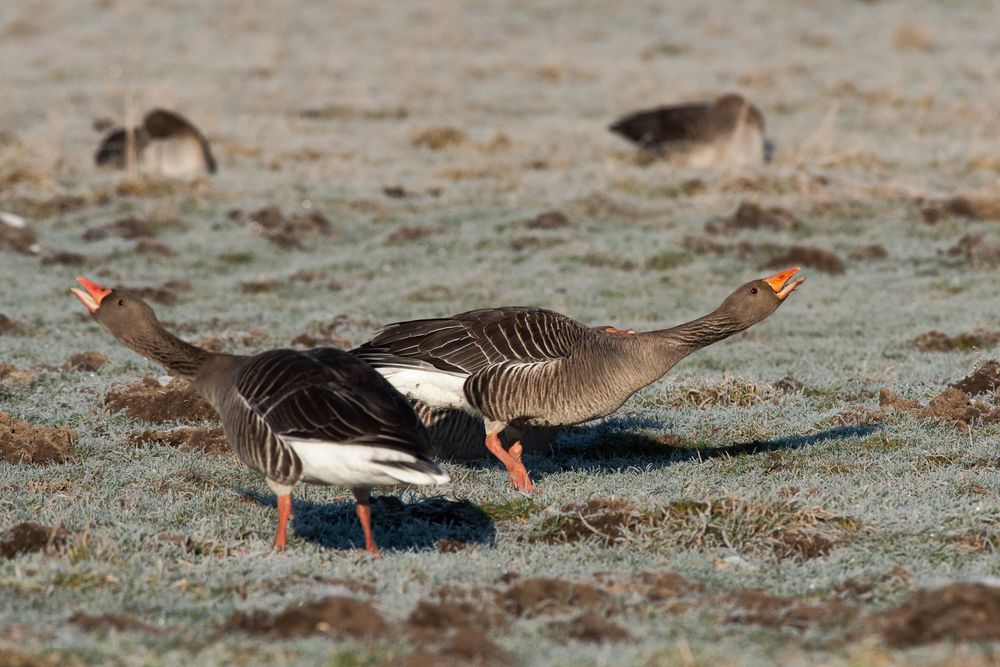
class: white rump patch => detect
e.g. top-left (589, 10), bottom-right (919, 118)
top-left (288, 440), bottom-right (450, 487)
top-left (375, 368), bottom-right (473, 413)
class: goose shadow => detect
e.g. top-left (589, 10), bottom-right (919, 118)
top-left (459, 418), bottom-right (881, 479)
top-left (236, 491), bottom-right (495, 552)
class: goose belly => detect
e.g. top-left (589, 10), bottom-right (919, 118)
top-left (287, 439), bottom-right (448, 487)
top-left (375, 368), bottom-right (474, 413)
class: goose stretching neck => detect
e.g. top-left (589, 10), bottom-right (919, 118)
top-left (71, 276), bottom-right (448, 554)
top-left (353, 267), bottom-right (804, 493)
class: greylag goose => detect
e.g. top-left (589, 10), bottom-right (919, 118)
top-left (609, 93), bottom-right (772, 169)
top-left (71, 277), bottom-right (448, 554)
top-left (95, 109), bottom-right (217, 178)
top-left (353, 267), bottom-right (804, 492)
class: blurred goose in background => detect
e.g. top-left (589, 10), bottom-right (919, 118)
top-left (609, 93), bottom-right (773, 169)
top-left (95, 109), bottom-right (217, 178)
top-left (71, 277), bottom-right (447, 555)
top-left (354, 267), bottom-right (804, 492)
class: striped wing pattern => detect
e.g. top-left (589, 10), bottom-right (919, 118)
top-left (609, 103), bottom-right (710, 151)
top-left (222, 348), bottom-right (431, 485)
top-left (356, 307), bottom-right (590, 375)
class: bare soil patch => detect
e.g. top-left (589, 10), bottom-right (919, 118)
top-left (62, 351), bottom-right (107, 372)
top-left (547, 612), bottom-right (630, 643)
top-left (662, 375), bottom-right (777, 408)
top-left (0, 362), bottom-right (32, 384)
top-left (706, 202), bottom-right (801, 235)
top-left (763, 245), bottom-right (845, 275)
top-left (245, 206), bottom-right (336, 250)
top-left (920, 195), bottom-right (1000, 223)
top-left (849, 244), bottom-right (889, 261)
top-left (944, 233), bottom-right (1000, 267)
top-left (412, 127), bottom-right (467, 150)
top-left (909, 330), bottom-right (1000, 352)
top-left (133, 239), bottom-right (177, 256)
top-left (726, 589), bottom-right (855, 631)
top-left (533, 496), bottom-right (857, 561)
top-left (104, 377), bottom-right (217, 423)
top-left (0, 313), bottom-right (20, 334)
top-left (387, 225), bottom-right (437, 243)
top-left (222, 596), bottom-right (387, 640)
top-left (500, 578), bottom-right (613, 618)
top-left (393, 629), bottom-right (512, 667)
top-left (69, 612), bottom-right (158, 634)
top-left (528, 210), bottom-right (573, 229)
top-left (127, 427), bottom-right (228, 454)
top-left (0, 413), bottom-right (77, 464)
top-left (874, 582), bottom-right (1000, 647)
top-left (82, 215), bottom-right (181, 241)
top-left (0, 523), bottom-right (70, 559)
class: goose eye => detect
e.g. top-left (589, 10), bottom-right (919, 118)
top-left (750, 287), bottom-right (758, 295)
top-left (117, 298), bottom-right (125, 306)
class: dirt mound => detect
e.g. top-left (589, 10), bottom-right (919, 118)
top-left (387, 225), bottom-right (437, 243)
top-left (82, 215), bottom-right (180, 241)
top-left (0, 522), bottom-right (70, 559)
top-left (706, 202), bottom-right (801, 235)
top-left (682, 234), bottom-right (756, 258)
top-left (879, 385), bottom-right (999, 431)
top-left (945, 233), bottom-right (1000, 267)
top-left (499, 578), bottom-right (612, 617)
top-left (920, 195), bottom-right (1000, 223)
top-left (0, 362), bottom-right (32, 384)
top-left (529, 210), bottom-right (573, 229)
top-left (910, 330), bottom-right (1000, 352)
top-left (849, 244), bottom-right (888, 261)
top-left (763, 245), bottom-right (845, 274)
top-left (532, 498), bottom-right (641, 546)
top-left (246, 206), bottom-right (335, 250)
top-left (0, 413), bottom-right (77, 464)
top-left (62, 351), bottom-right (107, 372)
top-left (535, 496), bottom-right (855, 561)
top-left (547, 613), bottom-right (630, 643)
top-left (874, 582), bottom-right (1000, 647)
top-left (104, 377), bottom-right (217, 423)
top-left (222, 596), bottom-right (387, 639)
top-left (127, 427), bottom-right (229, 454)
top-left (726, 589), bottom-right (854, 631)
top-left (134, 239), bottom-right (177, 256)
top-left (0, 313), bottom-right (19, 334)
top-left (393, 629), bottom-right (512, 666)
top-left (69, 611), bottom-right (158, 634)
top-left (412, 126), bottom-right (467, 150)
top-left (951, 360), bottom-right (1000, 395)
top-left (663, 375), bottom-right (777, 408)
top-left (192, 329), bottom-right (268, 352)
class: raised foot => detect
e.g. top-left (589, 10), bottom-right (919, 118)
top-left (506, 442), bottom-right (540, 494)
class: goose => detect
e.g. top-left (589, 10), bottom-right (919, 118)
top-left (71, 277), bottom-right (448, 554)
top-left (95, 109), bottom-right (217, 178)
top-left (353, 267), bottom-right (804, 492)
top-left (609, 93), bottom-right (773, 169)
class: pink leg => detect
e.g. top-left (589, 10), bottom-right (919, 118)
top-left (353, 488), bottom-right (382, 557)
top-left (274, 493), bottom-right (291, 550)
top-left (484, 432), bottom-right (537, 493)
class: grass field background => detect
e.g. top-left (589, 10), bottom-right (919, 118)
top-left (3, 1), bottom-right (1000, 665)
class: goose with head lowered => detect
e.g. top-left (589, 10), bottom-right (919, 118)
top-left (353, 267), bottom-right (804, 493)
top-left (71, 277), bottom-right (448, 555)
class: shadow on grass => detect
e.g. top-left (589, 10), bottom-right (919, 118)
top-left (457, 419), bottom-right (881, 479)
top-left (238, 492), bottom-right (495, 552)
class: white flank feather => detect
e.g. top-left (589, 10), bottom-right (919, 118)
top-left (288, 440), bottom-right (450, 487)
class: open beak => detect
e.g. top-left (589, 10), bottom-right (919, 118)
top-left (763, 266), bottom-right (805, 300)
top-left (70, 276), bottom-right (112, 313)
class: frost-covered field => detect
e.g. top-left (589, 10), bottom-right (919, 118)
top-left (3, 1), bottom-right (1000, 665)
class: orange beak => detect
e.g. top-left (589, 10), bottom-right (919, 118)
top-left (763, 266), bottom-right (805, 300)
top-left (70, 276), bottom-right (112, 313)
